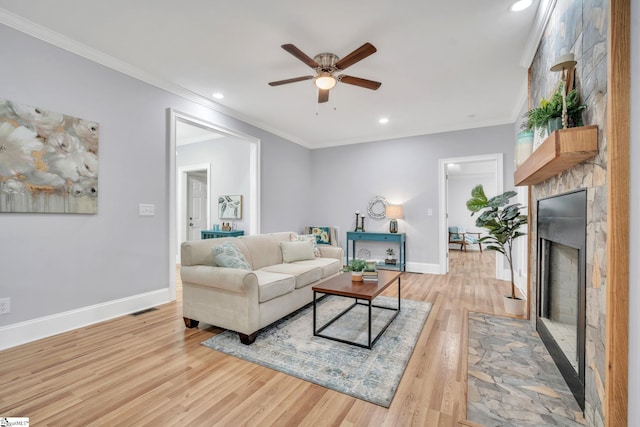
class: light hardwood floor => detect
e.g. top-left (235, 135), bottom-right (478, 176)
top-left (0, 250), bottom-right (516, 426)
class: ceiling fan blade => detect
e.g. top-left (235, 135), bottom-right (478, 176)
top-left (318, 89), bottom-right (329, 103)
top-left (268, 76), bottom-right (314, 86)
top-left (338, 75), bottom-right (382, 90)
top-left (335, 43), bottom-right (377, 70)
top-left (281, 44), bottom-right (320, 68)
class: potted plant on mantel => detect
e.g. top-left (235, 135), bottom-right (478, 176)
top-left (522, 83), bottom-right (586, 137)
top-left (466, 185), bottom-right (528, 315)
top-left (346, 259), bottom-right (368, 281)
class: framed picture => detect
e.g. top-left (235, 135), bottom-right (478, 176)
top-left (0, 98), bottom-right (99, 214)
top-left (218, 195), bottom-right (242, 219)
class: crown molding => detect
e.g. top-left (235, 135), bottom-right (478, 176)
top-left (520, 0), bottom-right (557, 68)
top-left (0, 8), bottom-right (311, 148)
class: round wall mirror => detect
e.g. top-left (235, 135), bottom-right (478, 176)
top-left (367, 196), bottom-right (388, 219)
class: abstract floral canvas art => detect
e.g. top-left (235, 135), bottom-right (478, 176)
top-left (0, 98), bottom-right (98, 213)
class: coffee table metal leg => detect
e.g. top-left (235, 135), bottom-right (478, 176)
top-left (313, 291), bottom-right (317, 336)
top-left (368, 300), bottom-right (372, 348)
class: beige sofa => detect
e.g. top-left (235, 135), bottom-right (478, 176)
top-left (180, 232), bottom-right (344, 344)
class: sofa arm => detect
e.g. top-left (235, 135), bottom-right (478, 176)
top-left (180, 265), bottom-right (258, 294)
top-left (318, 245), bottom-right (344, 260)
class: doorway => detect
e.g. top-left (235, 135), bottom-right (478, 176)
top-left (167, 109), bottom-right (261, 300)
top-left (186, 171), bottom-right (207, 240)
top-left (438, 153), bottom-right (503, 277)
top-left (177, 163), bottom-right (211, 255)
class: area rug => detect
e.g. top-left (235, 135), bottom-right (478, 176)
top-left (466, 312), bottom-right (586, 426)
top-left (201, 295), bottom-right (432, 407)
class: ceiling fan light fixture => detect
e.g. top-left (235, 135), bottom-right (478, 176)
top-left (315, 73), bottom-right (337, 90)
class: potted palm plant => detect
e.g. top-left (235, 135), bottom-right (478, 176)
top-left (466, 185), bottom-right (528, 315)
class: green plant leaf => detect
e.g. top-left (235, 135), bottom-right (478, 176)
top-left (466, 185), bottom-right (488, 213)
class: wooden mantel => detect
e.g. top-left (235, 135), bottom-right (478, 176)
top-left (514, 125), bottom-right (598, 186)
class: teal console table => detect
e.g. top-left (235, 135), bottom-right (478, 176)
top-left (201, 230), bottom-right (244, 239)
top-left (346, 231), bottom-right (406, 271)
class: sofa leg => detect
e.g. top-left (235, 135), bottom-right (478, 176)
top-left (239, 332), bottom-right (258, 345)
top-left (183, 317), bottom-right (199, 328)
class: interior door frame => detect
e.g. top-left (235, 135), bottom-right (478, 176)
top-left (178, 163), bottom-right (211, 257)
top-left (167, 108), bottom-right (261, 301)
top-left (438, 153), bottom-right (504, 277)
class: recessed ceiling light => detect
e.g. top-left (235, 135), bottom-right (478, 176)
top-left (212, 92), bottom-right (224, 100)
top-left (379, 117), bottom-right (389, 124)
top-left (510, 0), bottom-right (533, 12)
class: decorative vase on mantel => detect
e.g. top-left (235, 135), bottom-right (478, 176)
top-left (515, 130), bottom-right (534, 167)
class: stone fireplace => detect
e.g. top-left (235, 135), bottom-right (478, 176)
top-left (536, 190), bottom-right (586, 409)
top-left (526, 1), bottom-right (608, 424)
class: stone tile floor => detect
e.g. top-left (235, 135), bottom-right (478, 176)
top-left (466, 313), bottom-right (586, 427)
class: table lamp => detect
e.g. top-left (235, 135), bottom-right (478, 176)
top-left (385, 205), bottom-right (404, 233)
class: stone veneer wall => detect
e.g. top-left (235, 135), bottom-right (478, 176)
top-left (528, 1), bottom-right (608, 426)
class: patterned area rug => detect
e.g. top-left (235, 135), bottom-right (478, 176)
top-left (201, 295), bottom-right (432, 407)
top-left (466, 313), bottom-right (586, 426)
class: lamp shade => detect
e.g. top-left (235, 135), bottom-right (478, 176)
top-left (385, 205), bottom-right (404, 219)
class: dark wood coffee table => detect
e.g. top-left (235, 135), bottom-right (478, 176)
top-left (312, 270), bottom-right (401, 349)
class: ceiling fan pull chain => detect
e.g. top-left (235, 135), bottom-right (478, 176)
top-left (332, 86), bottom-right (337, 111)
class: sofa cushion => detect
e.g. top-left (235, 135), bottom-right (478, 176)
top-left (309, 226), bottom-right (331, 245)
top-left (212, 242), bottom-right (251, 270)
top-left (294, 257), bottom-right (342, 278)
top-left (238, 234), bottom-right (283, 269)
top-left (252, 270), bottom-right (295, 302)
top-left (280, 241), bottom-right (316, 263)
top-left (290, 233), bottom-right (320, 256)
top-left (261, 263), bottom-right (322, 289)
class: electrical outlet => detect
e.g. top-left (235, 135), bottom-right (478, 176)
top-left (0, 298), bottom-right (10, 314)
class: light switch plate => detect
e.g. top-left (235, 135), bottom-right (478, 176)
top-left (139, 204), bottom-right (155, 216)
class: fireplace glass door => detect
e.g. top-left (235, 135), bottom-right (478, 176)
top-left (536, 189), bottom-right (586, 409)
top-left (540, 240), bottom-right (579, 371)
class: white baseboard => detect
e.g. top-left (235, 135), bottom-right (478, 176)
top-left (0, 289), bottom-right (173, 351)
top-left (406, 262), bottom-right (441, 275)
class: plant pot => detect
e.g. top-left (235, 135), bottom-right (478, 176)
top-left (547, 116), bottom-right (563, 135)
top-left (351, 272), bottom-right (363, 281)
top-left (503, 295), bottom-right (525, 316)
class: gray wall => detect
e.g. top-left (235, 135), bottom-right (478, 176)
top-left (310, 125), bottom-right (515, 266)
top-left (177, 136), bottom-right (251, 231)
top-left (0, 23), bottom-right (311, 326)
top-left (629, 0), bottom-right (639, 420)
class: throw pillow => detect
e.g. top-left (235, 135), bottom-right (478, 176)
top-left (290, 233), bottom-right (321, 257)
top-left (212, 242), bottom-right (251, 270)
top-left (280, 241), bottom-right (316, 263)
top-left (310, 226), bottom-right (331, 245)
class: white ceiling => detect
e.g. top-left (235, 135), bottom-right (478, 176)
top-left (0, 1), bottom-right (545, 149)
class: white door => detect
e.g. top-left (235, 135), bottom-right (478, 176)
top-left (187, 171), bottom-right (207, 240)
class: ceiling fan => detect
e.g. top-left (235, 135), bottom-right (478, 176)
top-left (268, 42), bottom-right (382, 103)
